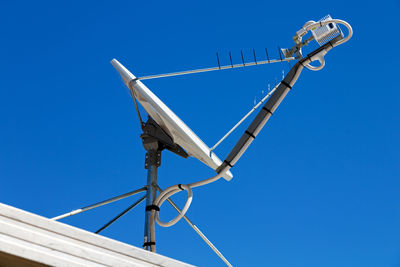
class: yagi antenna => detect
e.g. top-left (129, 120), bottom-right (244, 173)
top-left (137, 50), bottom-right (294, 81)
top-left (52, 15), bottom-right (353, 267)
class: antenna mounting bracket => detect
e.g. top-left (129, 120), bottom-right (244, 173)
top-left (140, 117), bottom-right (189, 159)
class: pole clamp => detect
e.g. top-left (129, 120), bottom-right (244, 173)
top-left (223, 160), bottom-right (233, 168)
top-left (281, 80), bottom-right (292, 89)
top-left (245, 130), bottom-right (256, 139)
top-left (145, 205), bottom-right (160, 211)
top-left (145, 149), bottom-right (162, 168)
top-left (143, 241), bottom-right (156, 247)
top-left (262, 106), bottom-right (273, 115)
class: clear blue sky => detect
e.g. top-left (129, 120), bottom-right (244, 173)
top-left (1, 1), bottom-right (399, 266)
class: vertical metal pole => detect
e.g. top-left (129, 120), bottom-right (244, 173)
top-left (143, 147), bottom-right (160, 252)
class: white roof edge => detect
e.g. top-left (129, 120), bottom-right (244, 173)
top-left (0, 203), bottom-right (195, 267)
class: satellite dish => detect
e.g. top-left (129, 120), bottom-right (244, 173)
top-left (111, 59), bottom-right (233, 181)
top-left (53, 16), bottom-right (353, 261)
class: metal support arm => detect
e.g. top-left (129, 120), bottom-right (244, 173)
top-left (96, 195), bottom-right (146, 234)
top-left (216, 40), bottom-right (336, 172)
top-left (51, 187), bottom-right (147, 221)
top-left (155, 185), bottom-right (233, 267)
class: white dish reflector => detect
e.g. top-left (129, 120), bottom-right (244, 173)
top-left (111, 59), bottom-right (233, 181)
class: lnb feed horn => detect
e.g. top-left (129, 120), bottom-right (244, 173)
top-left (281, 15), bottom-right (353, 71)
top-left (310, 15), bottom-right (342, 46)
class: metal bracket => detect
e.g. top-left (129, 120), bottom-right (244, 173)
top-left (145, 150), bottom-right (161, 168)
top-left (140, 117), bottom-right (189, 159)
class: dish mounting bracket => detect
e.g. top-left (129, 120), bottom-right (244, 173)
top-left (140, 117), bottom-right (189, 159)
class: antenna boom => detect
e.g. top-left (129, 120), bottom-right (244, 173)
top-left (137, 57), bottom-right (295, 81)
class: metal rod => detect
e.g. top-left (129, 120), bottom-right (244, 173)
top-left (265, 48), bottom-right (270, 62)
top-left (137, 57), bottom-right (294, 81)
top-left (143, 149), bottom-right (159, 252)
top-left (211, 84), bottom-right (278, 151)
top-left (216, 52), bottom-right (221, 69)
top-left (51, 187), bottom-right (147, 221)
top-left (131, 90), bottom-right (144, 129)
top-left (229, 52), bottom-right (233, 68)
top-left (95, 195), bottom-right (146, 234)
top-left (253, 48), bottom-right (257, 64)
top-left (155, 185), bottom-right (232, 267)
top-left (240, 50), bottom-right (245, 66)
top-left (278, 46), bottom-right (283, 61)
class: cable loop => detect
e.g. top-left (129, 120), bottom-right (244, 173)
top-left (154, 184), bottom-right (193, 227)
top-left (297, 19), bottom-right (353, 72)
